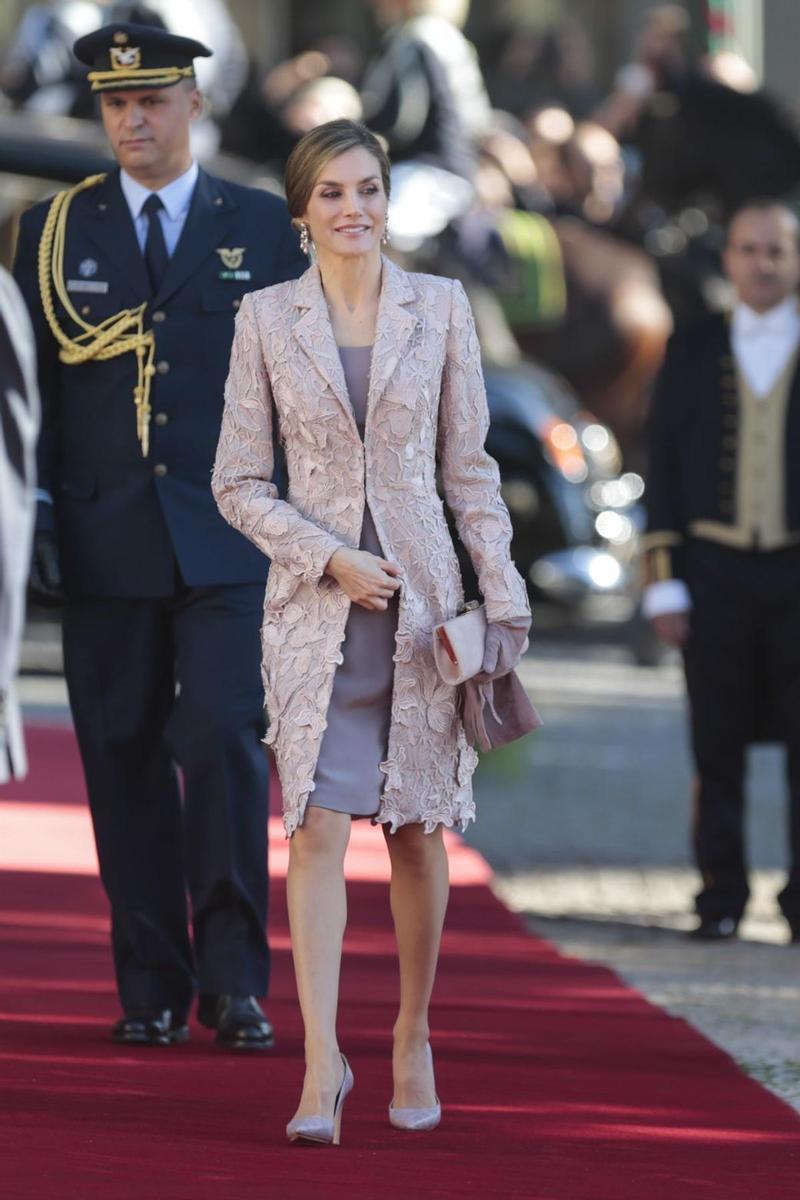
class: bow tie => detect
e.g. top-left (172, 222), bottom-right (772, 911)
top-left (736, 306), bottom-right (795, 338)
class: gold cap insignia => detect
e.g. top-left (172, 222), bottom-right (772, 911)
top-left (110, 45), bottom-right (142, 71)
top-left (216, 247), bottom-right (246, 270)
top-left (113, 32), bottom-right (128, 45)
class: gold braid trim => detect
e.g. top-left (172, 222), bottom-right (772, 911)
top-left (87, 66), bottom-right (195, 91)
top-left (38, 174), bottom-right (156, 456)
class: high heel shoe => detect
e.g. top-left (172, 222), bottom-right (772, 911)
top-left (286, 1054), bottom-right (354, 1146)
top-left (389, 1043), bottom-right (441, 1131)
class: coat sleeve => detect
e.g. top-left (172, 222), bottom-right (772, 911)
top-left (212, 292), bottom-right (344, 583)
top-left (641, 331), bottom-right (686, 587)
top-left (438, 279), bottom-right (530, 623)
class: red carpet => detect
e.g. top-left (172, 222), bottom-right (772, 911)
top-left (1, 726), bottom-right (799, 1200)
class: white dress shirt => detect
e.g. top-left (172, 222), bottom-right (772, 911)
top-left (643, 295), bottom-right (800, 620)
top-left (731, 295), bottom-right (800, 397)
top-left (119, 161), bottom-right (199, 255)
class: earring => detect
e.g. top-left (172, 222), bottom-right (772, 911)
top-left (381, 223), bottom-right (390, 246)
top-left (299, 223), bottom-right (311, 256)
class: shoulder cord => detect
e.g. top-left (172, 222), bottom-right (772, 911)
top-left (37, 174), bottom-right (156, 456)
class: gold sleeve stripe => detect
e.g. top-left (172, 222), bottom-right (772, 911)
top-left (37, 175), bottom-right (156, 455)
top-left (87, 66), bottom-right (195, 91)
top-left (639, 531), bottom-right (683, 553)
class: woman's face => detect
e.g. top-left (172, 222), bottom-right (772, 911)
top-left (301, 146), bottom-right (388, 260)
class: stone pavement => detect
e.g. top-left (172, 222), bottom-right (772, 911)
top-left (467, 633), bottom-right (800, 1115)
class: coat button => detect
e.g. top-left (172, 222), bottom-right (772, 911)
top-left (233, 298), bottom-right (241, 310)
top-left (154, 412), bottom-right (168, 426)
top-left (81, 305), bottom-right (91, 316)
top-left (152, 310), bottom-right (166, 323)
top-left (156, 360), bottom-right (170, 374)
top-left (154, 463), bottom-right (168, 477)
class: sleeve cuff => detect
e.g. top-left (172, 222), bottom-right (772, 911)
top-left (641, 579), bottom-right (692, 619)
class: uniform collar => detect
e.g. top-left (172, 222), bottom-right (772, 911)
top-left (119, 160), bottom-right (199, 222)
top-left (733, 295), bottom-right (800, 338)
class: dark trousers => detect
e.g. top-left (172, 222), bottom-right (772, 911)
top-left (683, 540), bottom-right (800, 923)
top-left (62, 581), bottom-right (269, 1018)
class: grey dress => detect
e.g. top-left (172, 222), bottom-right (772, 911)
top-left (308, 346), bottom-right (399, 818)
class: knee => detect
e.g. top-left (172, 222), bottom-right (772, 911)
top-left (386, 824), bottom-right (445, 874)
top-left (290, 806), bottom-right (349, 867)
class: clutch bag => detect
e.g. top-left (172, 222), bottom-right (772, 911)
top-left (432, 602), bottom-right (486, 686)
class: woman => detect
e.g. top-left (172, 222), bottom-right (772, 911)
top-left (212, 118), bottom-right (530, 1145)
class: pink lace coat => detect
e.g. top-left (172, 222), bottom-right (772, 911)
top-left (212, 258), bottom-right (529, 836)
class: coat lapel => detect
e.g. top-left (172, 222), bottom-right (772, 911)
top-left (367, 257), bottom-right (417, 415)
top-left (153, 169), bottom-right (237, 306)
top-left (290, 257), bottom-right (417, 432)
top-left (84, 170), bottom-right (150, 302)
top-left (291, 265), bottom-right (357, 430)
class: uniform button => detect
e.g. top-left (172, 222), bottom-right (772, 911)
top-left (154, 412), bottom-right (168, 426)
top-left (154, 463), bottom-right (168, 477)
top-left (81, 304), bottom-right (91, 316)
top-left (156, 360), bottom-right (170, 375)
top-left (233, 298), bottom-right (241, 310)
top-left (152, 310), bottom-right (166, 323)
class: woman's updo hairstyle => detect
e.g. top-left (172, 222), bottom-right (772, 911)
top-left (284, 119), bottom-right (391, 228)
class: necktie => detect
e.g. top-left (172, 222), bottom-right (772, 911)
top-left (142, 193), bottom-right (169, 294)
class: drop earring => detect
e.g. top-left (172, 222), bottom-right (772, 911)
top-left (381, 223), bottom-right (390, 246)
top-left (299, 223), bottom-right (311, 255)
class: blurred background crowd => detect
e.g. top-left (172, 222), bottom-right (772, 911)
top-left (3, 0), bottom-right (800, 661)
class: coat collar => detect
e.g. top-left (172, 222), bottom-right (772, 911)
top-left (84, 168), bottom-right (238, 306)
top-left (291, 256), bottom-right (418, 431)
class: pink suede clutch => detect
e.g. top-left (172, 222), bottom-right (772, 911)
top-left (433, 603), bottom-right (487, 685)
top-left (432, 605), bottom-right (542, 752)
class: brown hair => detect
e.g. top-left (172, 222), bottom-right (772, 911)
top-left (284, 119), bottom-right (391, 224)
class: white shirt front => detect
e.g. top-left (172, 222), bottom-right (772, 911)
top-left (119, 161), bottom-right (199, 256)
top-left (730, 295), bottom-right (800, 397)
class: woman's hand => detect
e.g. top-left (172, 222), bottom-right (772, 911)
top-left (325, 548), bottom-right (402, 611)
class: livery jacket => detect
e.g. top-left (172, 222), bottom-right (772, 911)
top-left (643, 312), bottom-right (800, 584)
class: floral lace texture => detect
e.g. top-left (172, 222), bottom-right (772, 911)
top-left (212, 258), bottom-right (529, 836)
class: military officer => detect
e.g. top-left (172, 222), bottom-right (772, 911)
top-left (643, 198), bottom-right (800, 943)
top-left (13, 24), bottom-right (306, 1046)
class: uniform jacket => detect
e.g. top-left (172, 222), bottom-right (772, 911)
top-left (212, 258), bottom-right (530, 836)
top-left (13, 167), bottom-right (305, 596)
top-left (644, 312), bottom-right (800, 581)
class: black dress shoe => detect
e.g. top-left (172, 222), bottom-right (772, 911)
top-left (689, 916), bottom-right (739, 941)
top-left (197, 994), bottom-right (275, 1050)
top-left (111, 1010), bottom-right (189, 1046)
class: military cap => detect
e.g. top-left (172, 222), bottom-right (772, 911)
top-left (73, 23), bottom-right (212, 92)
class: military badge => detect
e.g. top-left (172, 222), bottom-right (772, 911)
top-left (79, 258), bottom-right (98, 278)
top-left (110, 45), bottom-right (142, 71)
top-left (216, 247), bottom-right (250, 281)
top-left (216, 247), bottom-right (246, 270)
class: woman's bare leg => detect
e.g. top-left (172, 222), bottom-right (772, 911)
top-left (287, 806), bottom-right (352, 1119)
top-left (382, 822), bottom-right (449, 1107)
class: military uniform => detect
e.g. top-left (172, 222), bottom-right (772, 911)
top-left (13, 24), bottom-right (306, 1039)
top-left (643, 304), bottom-right (800, 935)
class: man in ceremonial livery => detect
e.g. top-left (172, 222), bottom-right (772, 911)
top-left (643, 199), bottom-right (800, 943)
top-left (14, 24), bottom-right (305, 1047)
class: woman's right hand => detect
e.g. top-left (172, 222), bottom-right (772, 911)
top-left (325, 548), bottom-right (402, 611)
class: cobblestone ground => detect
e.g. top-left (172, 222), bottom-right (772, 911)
top-left (467, 630), bottom-right (800, 1115)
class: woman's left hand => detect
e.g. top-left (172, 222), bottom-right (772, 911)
top-left (475, 618), bottom-right (531, 683)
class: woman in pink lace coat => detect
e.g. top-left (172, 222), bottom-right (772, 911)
top-left (212, 119), bottom-right (530, 1144)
